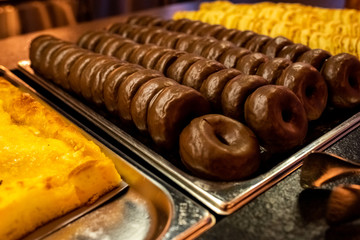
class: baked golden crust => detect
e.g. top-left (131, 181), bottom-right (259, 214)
top-left (0, 77), bottom-right (121, 240)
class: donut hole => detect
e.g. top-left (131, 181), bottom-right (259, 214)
top-left (214, 129), bottom-right (230, 145)
top-left (281, 109), bottom-right (293, 123)
top-left (348, 74), bottom-right (359, 89)
top-left (305, 85), bottom-right (316, 99)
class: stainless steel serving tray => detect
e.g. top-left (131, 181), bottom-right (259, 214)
top-left (1, 65), bottom-right (214, 240)
top-left (18, 60), bottom-right (360, 215)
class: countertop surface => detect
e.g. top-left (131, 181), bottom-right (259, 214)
top-left (2, 1), bottom-right (360, 239)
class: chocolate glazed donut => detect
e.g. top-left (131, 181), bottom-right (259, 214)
top-left (256, 58), bottom-right (292, 84)
top-left (166, 53), bottom-right (203, 82)
top-left (103, 64), bottom-right (143, 114)
top-left (218, 48), bottom-right (251, 68)
top-left (147, 85), bottom-right (210, 149)
top-left (179, 114), bottom-right (261, 181)
top-left (67, 52), bottom-right (98, 95)
top-left (261, 36), bottom-right (293, 58)
top-left (182, 59), bottom-right (225, 90)
top-left (131, 77), bottom-right (178, 132)
top-left (297, 49), bottom-right (332, 71)
top-left (222, 75), bottom-right (268, 121)
top-left (277, 43), bottom-right (311, 62)
top-left (245, 85), bottom-right (308, 153)
top-left (236, 52), bottom-right (269, 75)
top-left (321, 53), bottom-right (360, 108)
top-left (29, 35), bottom-right (59, 72)
top-left (117, 69), bottom-right (163, 122)
top-left (200, 68), bottom-right (242, 112)
top-left (277, 62), bottom-right (328, 121)
top-left (200, 40), bottom-right (235, 61)
top-left (153, 50), bottom-right (186, 74)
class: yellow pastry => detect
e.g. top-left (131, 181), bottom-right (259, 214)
top-left (0, 77), bottom-right (121, 240)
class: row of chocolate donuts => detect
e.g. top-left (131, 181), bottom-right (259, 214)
top-left (29, 34), bottom-right (210, 151)
top-left (125, 15), bottom-right (360, 109)
top-left (29, 34), bottom-right (265, 181)
top-left (77, 30), bottom-right (308, 153)
top-left (105, 23), bottom-right (327, 121)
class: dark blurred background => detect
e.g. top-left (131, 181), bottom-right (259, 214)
top-left (0, 0), bottom-right (357, 39)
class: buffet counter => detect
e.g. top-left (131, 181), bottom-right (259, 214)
top-left (1, 2), bottom-right (360, 239)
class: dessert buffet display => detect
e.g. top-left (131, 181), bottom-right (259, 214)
top-left (173, 1), bottom-right (360, 58)
top-left (17, 3), bottom-right (360, 214)
top-left (0, 67), bottom-right (214, 240)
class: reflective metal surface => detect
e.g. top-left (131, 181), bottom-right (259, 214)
top-left (18, 60), bottom-right (360, 215)
top-left (1, 65), bottom-right (215, 240)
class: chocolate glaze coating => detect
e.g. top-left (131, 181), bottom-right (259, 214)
top-left (277, 43), bottom-right (311, 62)
top-left (94, 35), bottom-right (118, 54)
top-left (200, 68), bottom-right (242, 111)
top-left (131, 77), bottom-right (178, 132)
top-left (297, 49), bottom-right (332, 71)
top-left (149, 31), bottom-right (172, 46)
top-left (245, 34), bottom-right (272, 53)
top-left (182, 20), bottom-right (204, 34)
top-left (166, 54), bottom-right (203, 82)
top-left (29, 35), bottom-right (58, 71)
top-left (277, 62), bottom-right (328, 121)
top-left (57, 48), bottom-right (87, 90)
top-left (236, 52), bottom-right (269, 75)
top-left (218, 47), bottom-right (251, 68)
top-left (117, 69), bottom-right (163, 122)
top-left (102, 37), bottom-right (133, 56)
top-left (141, 47), bottom-right (171, 69)
top-left (140, 28), bottom-right (165, 44)
top-left (232, 30), bottom-right (258, 48)
top-left (256, 58), bottom-right (292, 84)
top-left (244, 85), bottom-right (308, 153)
top-left (48, 44), bottom-right (77, 84)
top-left (133, 27), bottom-right (155, 43)
top-left (83, 31), bottom-right (109, 50)
top-left (77, 30), bottom-right (97, 48)
top-left (222, 75), bottom-right (268, 121)
top-left (187, 37), bottom-right (217, 56)
top-left (153, 50), bottom-right (186, 74)
top-left (175, 35), bottom-right (201, 51)
top-left (103, 64), bottom-right (143, 114)
top-left (321, 53), bottom-right (360, 108)
top-left (128, 44), bottom-right (158, 65)
top-left (191, 23), bottom-right (212, 35)
top-left (114, 42), bottom-right (141, 61)
top-left (215, 28), bottom-right (239, 41)
top-left (169, 18), bottom-right (189, 32)
top-left (39, 41), bottom-right (69, 80)
top-left (179, 114), bottom-right (260, 181)
top-left (199, 24), bottom-right (225, 37)
top-left (261, 36), bottom-right (293, 58)
top-left (147, 85), bottom-right (210, 149)
top-left (91, 59), bottom-right (125, 106)
top-left (161, 32), bottom-right (186, 49)
top-left (68, 52), bottom-right (97, 95)
top-left (201, 40), bottom-right (236, 61)
top-left (79, 55), bottom-right (110, 100)
top-left (183, 59), bottom-right (226, 90)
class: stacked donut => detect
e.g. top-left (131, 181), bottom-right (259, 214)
top-left (29, 34), bottom-right (211, 151)
top-left (105, 21), bottom-right (328, 121)
top-left (77, 30), bottom-right (309, 154)
top-left (29, 34), bottom-right (272, 181)
top-left (125, 15), bottom-right (360, 110)
top-left (173, 1), bottom-right (360, 57)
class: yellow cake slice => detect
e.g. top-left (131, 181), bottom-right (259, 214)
top-left (0, 77), bottom-right (121, 240)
